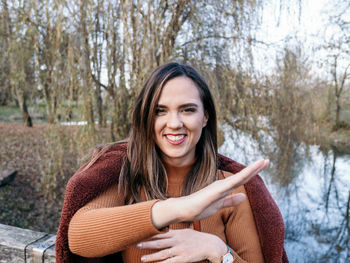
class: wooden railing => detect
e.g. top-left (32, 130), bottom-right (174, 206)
top-left (0, 223), bottom-right (56, 263)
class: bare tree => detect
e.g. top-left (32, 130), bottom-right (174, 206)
top-left (324, 0), bottom-right (350, 130)
top-left (1, 0), bottom-right (268, 135)
top-left (0, 0), bottom-right (12, 105)
top-left (91, 0), bottom-right (105, 126)
top-left (78, 0), bottom-right (95, 132)
top-left (4, 0), bottom-right (34, 126)
top-left (330, 55), bottom-right (350, 129)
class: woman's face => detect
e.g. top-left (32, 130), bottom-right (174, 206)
top-left (154, 76), bottom-right (208, 166)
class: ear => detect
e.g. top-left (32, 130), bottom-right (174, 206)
top-left (202, 112), bottom-right (208, 128)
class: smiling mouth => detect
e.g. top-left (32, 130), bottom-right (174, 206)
top-left (165, 134), bottom-right (186, 144)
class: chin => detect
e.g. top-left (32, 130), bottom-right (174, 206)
top-left (163, 152), bottom-right (194, 164)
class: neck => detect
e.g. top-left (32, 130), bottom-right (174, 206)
top-left (161, 155), bottom-right (196, 168)
top-left (164, 159), bottom-right (195, 184)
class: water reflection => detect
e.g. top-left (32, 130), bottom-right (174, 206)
top-left (219, 127), bottom-right (350, 262)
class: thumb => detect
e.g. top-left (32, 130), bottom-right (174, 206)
top-left (222, 193), bottom-right (246, 208)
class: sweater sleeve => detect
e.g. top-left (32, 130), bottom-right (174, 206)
top-left (222, 172), bottom-right (265, 263)
top-left (68, 184), bottom-right (164, 258)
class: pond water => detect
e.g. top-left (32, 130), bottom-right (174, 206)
top-left (219, 126), bottom-right (350, 263)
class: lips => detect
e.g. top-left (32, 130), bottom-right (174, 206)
top-left (165, 134), bottom-right (186, 145)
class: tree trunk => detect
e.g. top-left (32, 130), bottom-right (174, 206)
top-left (93, 2), bottom-right (104, 127)
top-left (15, 87), bottom-right (32, 127)
top-left (0, 0), bottom-right (11, 106)
top-left (335, 94), bottom-right (340, 128)
top-left (110, 95), bottom-right (117, 142)
top-left (43, 82), bottom-right (56, 124)
top-left (95, 85), bottom-right (103, 126)
top-left (80, 0), bottom-right (95, 131)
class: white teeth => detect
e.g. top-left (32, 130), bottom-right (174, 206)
top-left (166, 135), bottom-right (185, 141)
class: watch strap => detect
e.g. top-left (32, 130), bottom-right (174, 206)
top-left (226, 245), bottom-right (234, 257)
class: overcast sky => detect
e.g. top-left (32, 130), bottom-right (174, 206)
top-left (252, 0), bottom-right (347, 76)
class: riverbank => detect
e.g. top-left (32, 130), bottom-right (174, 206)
top-left (319, 125), bottom-right (350, 155)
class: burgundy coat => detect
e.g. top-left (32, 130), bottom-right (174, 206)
top-left (56, 143), bottom-right (289, 263)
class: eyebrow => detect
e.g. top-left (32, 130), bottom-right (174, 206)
top-left (156, 103), bottom-right (199, 108)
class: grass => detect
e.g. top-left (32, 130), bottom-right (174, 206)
top-left (0, 101), bottom-right (83, 123)
top-left (0, 105), bottom-right (21, 122)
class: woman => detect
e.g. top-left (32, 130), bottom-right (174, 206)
top-left (56, 62), bottom-right (288, 263)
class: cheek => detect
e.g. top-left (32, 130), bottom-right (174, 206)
top-left (188, 116), bottom-right (206, 134)
top-left (154, 117), bottom-right (164, 136)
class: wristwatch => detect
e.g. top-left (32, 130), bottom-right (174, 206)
top-left (221, 245), bottom-right (234, 263)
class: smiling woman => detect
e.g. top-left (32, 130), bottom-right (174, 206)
top-left (56, 62), bottom-right (289, 263)
top-left (154, 76), bottom-right (208, 167)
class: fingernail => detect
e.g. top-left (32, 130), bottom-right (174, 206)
top-left (141, 256), bottom-right (146, 261)
top-left (137, 243), bottom-right (142, 249)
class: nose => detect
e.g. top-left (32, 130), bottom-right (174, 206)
top-left (166, 112), bottom-right (183, 129)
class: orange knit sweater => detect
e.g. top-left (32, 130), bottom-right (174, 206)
top-left (68, 162), bottom-right (264, 263)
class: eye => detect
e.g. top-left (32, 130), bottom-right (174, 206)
top-left (183, 107), bottom-right (196, 113)
top-left (155, 108), bottom-right (166, 115)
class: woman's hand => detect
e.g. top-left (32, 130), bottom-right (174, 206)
top-left (152, 159), bottom-right (269, 228)
top-left (138, 229), bottom-right (227, 263)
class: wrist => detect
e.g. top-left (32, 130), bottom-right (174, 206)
top-left (206, 235), bottom-right (227, 263)
top-left (151, 198), bottom-right (182, 229)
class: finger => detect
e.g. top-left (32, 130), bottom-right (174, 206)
top-left (192, 160), bottom-right (268, 204)
top-left (141, 248), bottom-right (175, 262)
top-left (138, 238), bottom-right (172, 250)
top-left (147, 229), bottom-right (174, 240)
top-left (222, 193), bottom-right (246, 208)
top-left (226, 159), bottom-right (269, 187)
top-left (214, 160), bottom-right (269, 199)
top-left (236, 159), bottom-right (269, 180)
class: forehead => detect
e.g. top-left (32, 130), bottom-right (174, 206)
top-left (158, 77), bottom-right (203, 105)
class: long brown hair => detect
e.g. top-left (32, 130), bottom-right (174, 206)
top-left (119, 62), bottom-right (218, 203)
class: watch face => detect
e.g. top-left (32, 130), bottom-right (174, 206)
top-left (222, 253), bottom-right (234, 263)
